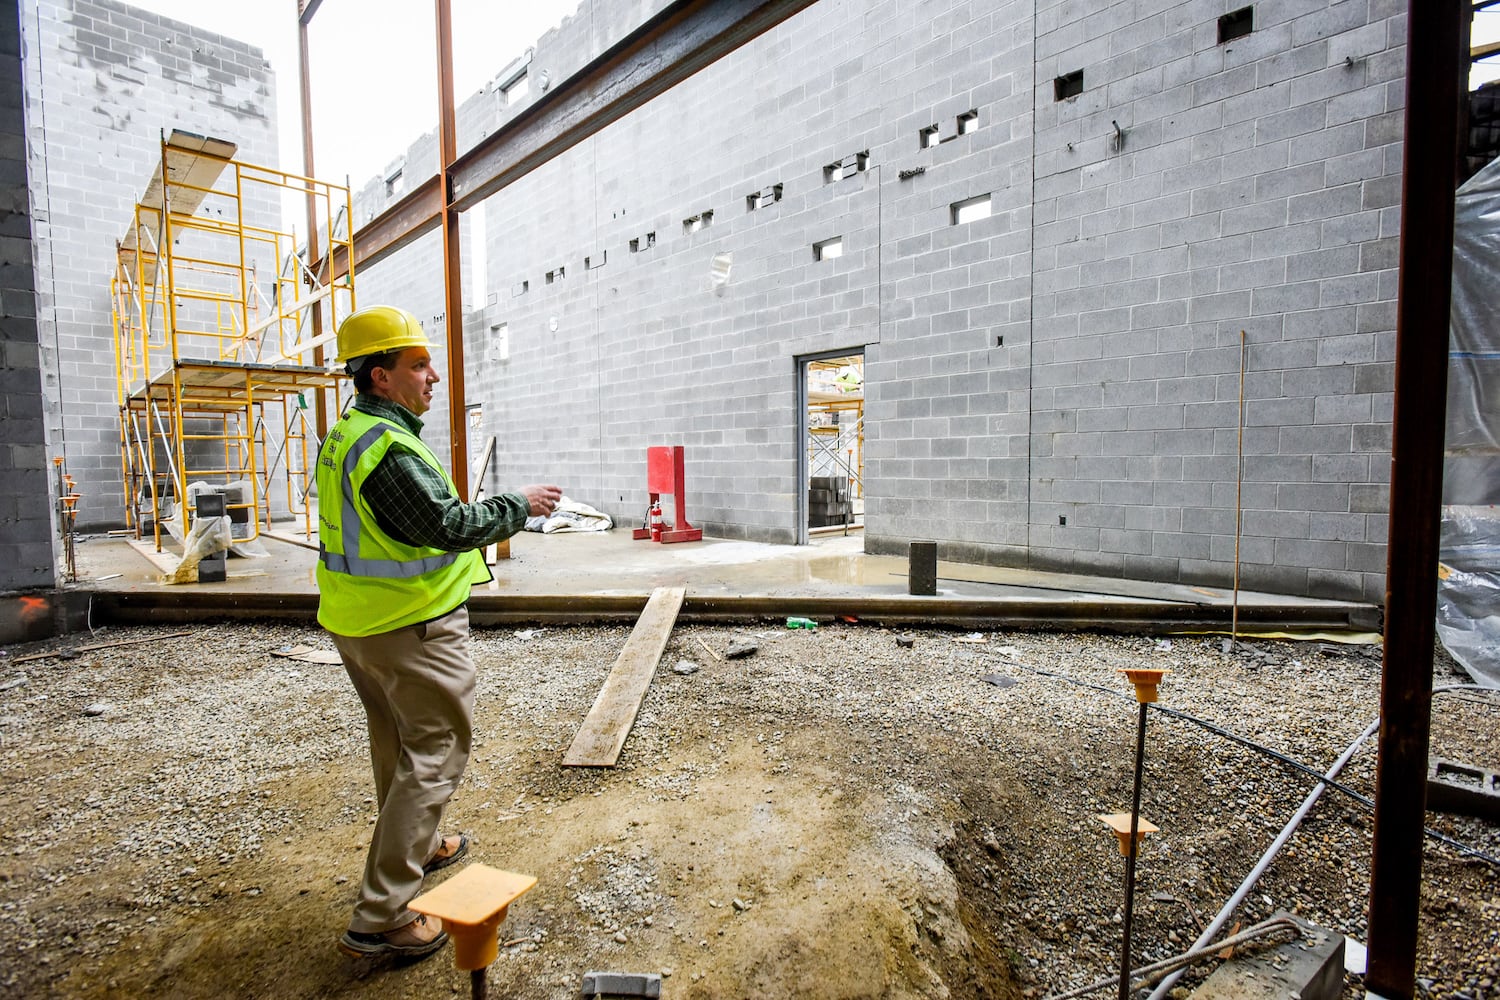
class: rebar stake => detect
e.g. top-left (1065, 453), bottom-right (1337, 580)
top-left (1107, 668), bottom-right (1168, 1000)
top-left (408, 863), bottom-right (536, 1000)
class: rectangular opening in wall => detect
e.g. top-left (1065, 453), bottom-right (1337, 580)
top-left (585, 251), bottom-right (606, 270)
top-left (501, 71), bottom-right (528, 105)
top-left (813, 237), bottom-right (843, 261)
top-left (545, 266), bottom-right (565, 284)
top-left (511, 280), bottom-right (528, 297)
top-left (1054, 70), bottom-right (1083, 101)
top-left (683, 210), bottom-right (713, 234)
top-left (957, 109), bottom-right (979, 134)
top-left (490, 322), bottom-right (509, 362)
top-left (951, 193), bottom-right (992, 225)
top-left (629, 231), bottom-right (656, 253)
top-left (384, 166), bottom-right (404, 198)
top-left (1218, 6), bottom-right (1253, 43)
top-left (920, 124), bottom-right (941, 148)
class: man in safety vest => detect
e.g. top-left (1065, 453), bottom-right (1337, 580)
top-left (317, 304), bottom-right (561, 959)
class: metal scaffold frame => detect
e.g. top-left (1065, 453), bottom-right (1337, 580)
top-left (111, 129), bottom-right (356, 550)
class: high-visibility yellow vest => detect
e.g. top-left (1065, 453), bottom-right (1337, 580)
top-left (315, 408), bottom-right (487, 636)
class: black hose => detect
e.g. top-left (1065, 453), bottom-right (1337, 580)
top-left (1012, 661), bottom-right (1500, 867)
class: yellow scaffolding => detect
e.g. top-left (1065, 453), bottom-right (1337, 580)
top-left (111, 129), bottom-right (356, 549)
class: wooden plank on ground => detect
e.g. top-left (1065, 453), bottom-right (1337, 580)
top-left (562, 586), bottom-right (685, 768)
top-left (125, 538), bottom-right (180, 575)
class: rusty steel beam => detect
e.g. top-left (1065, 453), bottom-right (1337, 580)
top-left (449, 0), bottom-right (820, 213)
top-left (1364, 2), bottom-right (1463, 997)
top-left (434, 0), bottom-right (470, 498)
top-left (314, 0), bottom-right (818, 281)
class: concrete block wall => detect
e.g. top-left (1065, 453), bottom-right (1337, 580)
top-left (20, 0), bottom-right (279, 532)
top-left (1023, 0), bottom-right (1402, 601)
top-left (350, 0), bottom-right (1406, 601)
top-left (1, 2), bottom-right (53, 593)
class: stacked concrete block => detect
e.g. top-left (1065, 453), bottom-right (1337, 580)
top-left (1, 3), bottom-right (53, 593)
top-left (20, 0), bottom-right (278, 534)
top-left (353, 0), bottom-right (1406, 601)
top-left (1024, 0), bottom-right (1402, 600)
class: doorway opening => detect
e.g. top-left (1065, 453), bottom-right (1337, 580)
top-left (797, 350), bottom-right (864, 543)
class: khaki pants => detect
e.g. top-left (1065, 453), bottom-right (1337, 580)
top-left (331, 605), bottom-right (474, 933)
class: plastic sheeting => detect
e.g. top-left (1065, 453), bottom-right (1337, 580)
top-left (1441, 156), bottom-right (1500, 686)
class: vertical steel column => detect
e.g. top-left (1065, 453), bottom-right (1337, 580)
top-left (1365, 3), bottom-right (1463, 996)
top-left (297, 1), bottom-right (329, 439)
top-left (435, 0), bottom-right (470, 498)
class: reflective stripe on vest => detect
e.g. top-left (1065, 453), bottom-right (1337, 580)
top-left (317, 421), bottom-right (461, 579)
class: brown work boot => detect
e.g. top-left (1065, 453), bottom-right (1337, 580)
top-left (338, 914), bottom-right (448, 958)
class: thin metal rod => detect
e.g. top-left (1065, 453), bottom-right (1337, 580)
top-left (1119, 701), bottom-right (1149, 1000)
top-left (1231, 329), bottom-right (1246, 649)
top-left (1145, 717), bottom-right (1381, 1000)
top-left (471, 967), bottom-right (486, 1000)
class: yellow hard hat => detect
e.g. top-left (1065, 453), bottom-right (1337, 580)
top-left (335, 305), bottom-right (432, 364)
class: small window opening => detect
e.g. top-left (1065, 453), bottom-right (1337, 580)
top-left (384, 167), bottom-right (404, 198)
top-left (630, 232), bottom-right (656, 253)
top-left (957, 109), bottom-right (979, 134)
top-left (814, 236), bottom-right (844, 261)
top-left (951, 193), bottom-right (992, 225)
top-left (683, 210), bottom-right (713, 234)
top-left (1218, 7), bottom-right (1253, 44)
top-left (823, 151), bottom-right (870, 183)
top-left (545, 266), bottom-right (565, 284)
top-left (501, 71), bottom-right (529, 105)
top-left (511, 280), bottom-right (528, 297)
top-left (920, 124), bottom-right (942, 149)
top-left (1054, 70), bottom-right (1083, 101)
top-left (585, 251), bottom-right (606, 270)
top-left (490, 322), bottom-right (509, 362)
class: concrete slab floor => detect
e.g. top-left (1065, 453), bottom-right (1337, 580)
top-left (67, 525), bottom-right (1366, 612)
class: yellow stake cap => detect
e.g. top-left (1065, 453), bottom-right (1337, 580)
top-left (1119, 668), bottom-right (1168, 703)
top-left (408, 864), bottom-right (537, 971)
top-left (1098, 812), bottom-right (1159, 856)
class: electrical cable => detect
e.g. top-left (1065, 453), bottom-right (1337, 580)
top-left (1012, 660), bottom-right (1500, 867)
top-left (1044, 916), bottom-right (1303, 1000)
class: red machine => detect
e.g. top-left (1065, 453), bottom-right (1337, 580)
top-left (632, 446), bottom-right (703, 543)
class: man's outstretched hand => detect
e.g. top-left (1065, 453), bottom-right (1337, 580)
top-left (520, 484), bottom-right (564, 517)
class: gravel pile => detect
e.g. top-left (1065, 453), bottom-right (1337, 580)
top-left (0, 619), bottom-right (1494, 999)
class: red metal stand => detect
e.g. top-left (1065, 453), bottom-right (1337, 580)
top-left (631, 446), bottom-right (702, 543)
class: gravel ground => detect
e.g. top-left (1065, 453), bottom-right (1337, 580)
top-left (0, 619), bottom-right (1495, 999)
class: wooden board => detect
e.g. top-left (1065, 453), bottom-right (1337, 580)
top-left (562, 586), bottom-right (685, 767)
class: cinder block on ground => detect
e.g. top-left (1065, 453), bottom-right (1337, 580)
top-left (1190, 913), bottom-right (1344, 1000)
top-left (580, 970), bottom-right (662, 998)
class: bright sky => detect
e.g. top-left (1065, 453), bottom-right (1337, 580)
top-left (128, 1), bottom-right (579, 195)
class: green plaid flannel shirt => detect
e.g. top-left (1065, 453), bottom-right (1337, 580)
top-left (353, 394), bottom-right (530, 550)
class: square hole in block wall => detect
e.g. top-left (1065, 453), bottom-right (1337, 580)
top-left (683, 210), bottom-right (713, 234)
top-left (951, 193), bottom-right (992, 224)
top-left (501, 71), bottom-right (528, 105)
top-left (920, 124), bottom-right (941, 149)
top-left (630, 232), bottom-right (656, 253)
top-left (585, 251), bottom-right (606, 270)
top-left (957, 109), bottom-right (979, 134)
top-left (1054, 70), bottom-right (1083, 101)
top-left (814, 236), bottom-right (843, 261)
top-left (490, 322), bottom-right (509, 362)
top-left (511, 280), bottom-right (528, 297)
top-left (545, 266), bottom-right (565, 284)
top-left (1218, 6), bottom-right (1253, 43)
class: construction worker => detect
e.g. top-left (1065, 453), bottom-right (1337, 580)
top-left (316, 304), bottom-right (561, 959)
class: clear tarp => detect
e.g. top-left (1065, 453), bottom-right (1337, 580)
top-left (1440, 156), bottom-right (1500, 687)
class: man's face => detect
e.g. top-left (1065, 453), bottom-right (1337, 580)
top-left (373, 347), bottom-right (439, 415)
